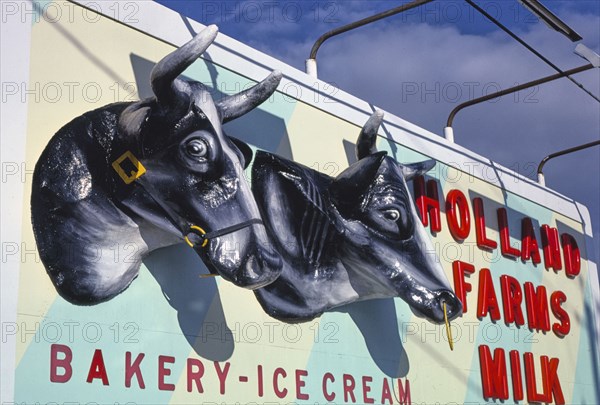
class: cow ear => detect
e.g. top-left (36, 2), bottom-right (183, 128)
top-left (228, 136), bottom-right (254, 169)
top-left (119, 101), bottom-right (152, 137)
top-left (330, 151), bottom-right (387, 213)
top-left (401, 159), bottom-right (436, 180)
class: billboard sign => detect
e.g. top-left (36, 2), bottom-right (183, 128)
top-left (2, 2), bottom-right (598, 404)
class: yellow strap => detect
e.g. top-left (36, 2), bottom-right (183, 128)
top-left (443, 302), bottom-right (454, 351)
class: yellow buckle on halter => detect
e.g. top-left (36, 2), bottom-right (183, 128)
top-left (185, 225), bottom-right (209, 248)
top-left (112, 151), bottom-right (146, 184)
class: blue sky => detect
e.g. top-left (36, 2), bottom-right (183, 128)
top-left (155, 0), bottom-right (599, 258)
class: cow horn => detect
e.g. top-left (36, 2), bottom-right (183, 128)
top-left (356, 110), bottom-right (384, 160)
top-left (151, 25), bottom-right (219, 103)
top-left (216, 71), bottom-right (282, 123)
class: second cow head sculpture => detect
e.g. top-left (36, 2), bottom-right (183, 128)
top-left (252, 111), bottom-right (463, 324)
top-left (31, 25), bottom-right (283, 305)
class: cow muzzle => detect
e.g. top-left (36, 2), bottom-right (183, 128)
top-left (205, 231), bottom-right (282, 289)
top-left (410, 289), bottom-right (463, 324)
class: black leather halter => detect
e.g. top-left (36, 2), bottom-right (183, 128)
top-left (111, 150), bottom-right (263, 249)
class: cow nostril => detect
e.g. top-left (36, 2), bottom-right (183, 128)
top-left (437, 290), bottom-right (463, 321)
top-left (234, 253), bottom-right (281, 290)
top-left (259, 247), bottom-right (282, 270)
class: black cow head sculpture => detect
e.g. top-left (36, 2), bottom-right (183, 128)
top-left (31, 25), bottom-right (283, 305)
top-left (252, 111), bottom-right (463, 323)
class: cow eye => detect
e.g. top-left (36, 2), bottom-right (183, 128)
top-left (184, 139), bottom-right (208, 159)
top-left (382, 209), bottom-right (400, 222)
top-left (362, 204), bottom-right (413, 241)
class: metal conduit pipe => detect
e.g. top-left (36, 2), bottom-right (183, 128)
top-left (443, 63), bottom-right (595, 142)
top-left (305, 0), bottom-right (435, 78)
top-left (465, 0), bottom-right (600, 104)
top-left (537, 140), bottom-right (600, 186)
